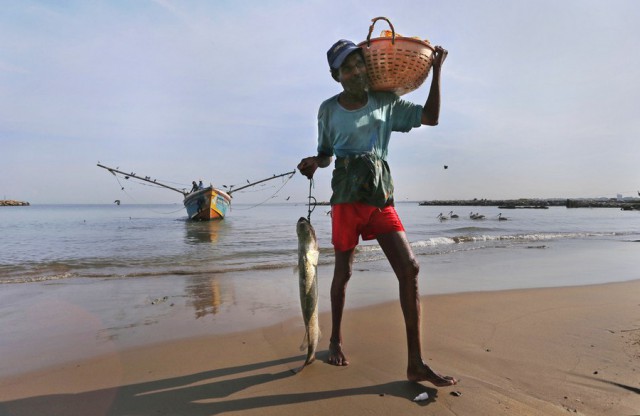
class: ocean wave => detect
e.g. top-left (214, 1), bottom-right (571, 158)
top-left (0, 231), bottom-right (631, 284)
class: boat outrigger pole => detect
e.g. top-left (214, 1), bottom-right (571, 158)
top-left (227, 170), bottom-right (296, 195)
top-left (98, 163), bottom-right (296, 197)
top-left (97, 163), bottom-right (187, 195)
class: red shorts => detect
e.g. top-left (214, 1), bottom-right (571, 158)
top-left (331, 202), bottom-right (405, 252)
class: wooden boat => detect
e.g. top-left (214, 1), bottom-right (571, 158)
top-left (183, 186), bottom-right (231, 220)
top-left (97, 163), bottom-right (294, 221)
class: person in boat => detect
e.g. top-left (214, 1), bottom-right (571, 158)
top-left (190, 181), bottom-right (199, 193)
top-left (198, 180), bottom-right (204, 190)
top-left (297, 39), bottom-right (456, 387)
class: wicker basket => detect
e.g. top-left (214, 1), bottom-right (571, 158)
top-left (357, 17), bottom-right (435, 96)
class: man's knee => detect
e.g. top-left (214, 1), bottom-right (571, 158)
top-left (402, 258), bottom-right (420, 278)
top-left (332, 267), bottom-right (352, 286)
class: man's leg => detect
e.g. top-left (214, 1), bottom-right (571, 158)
top-left (328, 248), bottom-right (355, 366)
top-left (377, 231), bottom-right (457, 386)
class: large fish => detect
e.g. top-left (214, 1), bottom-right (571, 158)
top-left (295, 216), bottom-right (320, 372)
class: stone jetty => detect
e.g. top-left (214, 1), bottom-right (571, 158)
top-left (0, 200), bottom-right (30, 206)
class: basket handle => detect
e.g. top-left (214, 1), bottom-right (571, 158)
top-left (365, 16), bottom-right (395, 46)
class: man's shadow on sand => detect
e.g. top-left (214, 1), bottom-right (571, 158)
top-left (0, 352), bottom-right (439, 416)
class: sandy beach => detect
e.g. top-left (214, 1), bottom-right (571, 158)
top-left (1, 277), bottom-right (638, 416)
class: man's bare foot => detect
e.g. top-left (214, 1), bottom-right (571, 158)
top-left (407, 362), bottom-right (457, 386)
top-left (328, 340), bottom-right (349, 366)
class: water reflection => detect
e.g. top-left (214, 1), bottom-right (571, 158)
top-left (184, 220), bottom-right (225, 244)
top-left (186, 276), bottom-right (236, 319)
top-left (182, 220), bottom-right (234, 318)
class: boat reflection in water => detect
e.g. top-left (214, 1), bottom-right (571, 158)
top-left (183, 220), bottom-right (234, 318)
top-left (184, 219), bottom-right (225, 244)
top-left (186, 276), bottom-right (234, 319)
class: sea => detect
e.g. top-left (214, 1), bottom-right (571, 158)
top-left (1, 202), bottom-right (639, 375)
top-left (3, 202), bottom-right (640, 283)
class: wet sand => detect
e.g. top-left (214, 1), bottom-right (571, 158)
top-left (1, 279), bottom-right (639, 416)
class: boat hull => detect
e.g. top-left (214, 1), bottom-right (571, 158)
top-left (183, 187), bottom-right (231, 220)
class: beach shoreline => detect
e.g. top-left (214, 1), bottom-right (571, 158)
top-left (2, 236), bottom-right (638, 379)
top-left (1, 223), bottom-right (639, 415)
top-left (1, 279), bottom-right (639, 415)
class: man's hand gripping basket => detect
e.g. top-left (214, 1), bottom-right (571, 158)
top-left (357, 17), bottom-right (435, 96)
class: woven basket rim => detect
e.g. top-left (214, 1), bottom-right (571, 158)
top-left (357, 37), bottom-right (435, 51)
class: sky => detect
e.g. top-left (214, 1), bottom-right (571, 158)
top-left (1, 0), bottom-right (639, 205)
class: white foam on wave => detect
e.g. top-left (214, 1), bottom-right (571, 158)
top-left (410, 232), bottom-right (614, 249)
top-left (413, 237), bottom-right (457, 247)
top-left (0, 272), bottom-right (76, 284)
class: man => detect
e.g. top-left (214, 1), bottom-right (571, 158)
top-left (297, 39), bottom-right (456, 387)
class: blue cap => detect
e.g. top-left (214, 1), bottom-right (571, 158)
top-left (327, 39), bottom-right (361, 70)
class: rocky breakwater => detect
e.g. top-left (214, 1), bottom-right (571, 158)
top-left (0, 200), bottom-right (30, 206)
top-left (566, 199), bottom-right (640, 209)
top-left (418, 198), bottom-right (640, 209)
top-left (418, 198), bottom-right (562, 207)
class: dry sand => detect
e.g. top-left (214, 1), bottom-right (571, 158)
top-left (1, 280), bottom-right (639, 416)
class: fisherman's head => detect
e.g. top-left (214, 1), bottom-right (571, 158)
top-left (327, 39), bottom-right (366, 84)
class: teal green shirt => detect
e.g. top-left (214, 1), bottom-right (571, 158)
top-left (317, 91), bottom-right (422, 207)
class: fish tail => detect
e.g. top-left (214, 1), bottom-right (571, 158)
top-left (299, 328), bottom-right (309, 351)
top-left (305, 335), bottom-right (317, 365)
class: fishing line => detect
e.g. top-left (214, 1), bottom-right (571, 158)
top-left (232, 184), bottom-right (278, 194)
top-left (112, 175), bottom-right (184, 215)
top-left (307, 178), bottom-right (317, 222)
top-left (114, 175), bottom-right (139, 202)
top-left (231, 171), bottom-right (296, 211)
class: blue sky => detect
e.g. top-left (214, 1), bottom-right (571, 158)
top-left (2, 0), bottom-right (639, 204)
